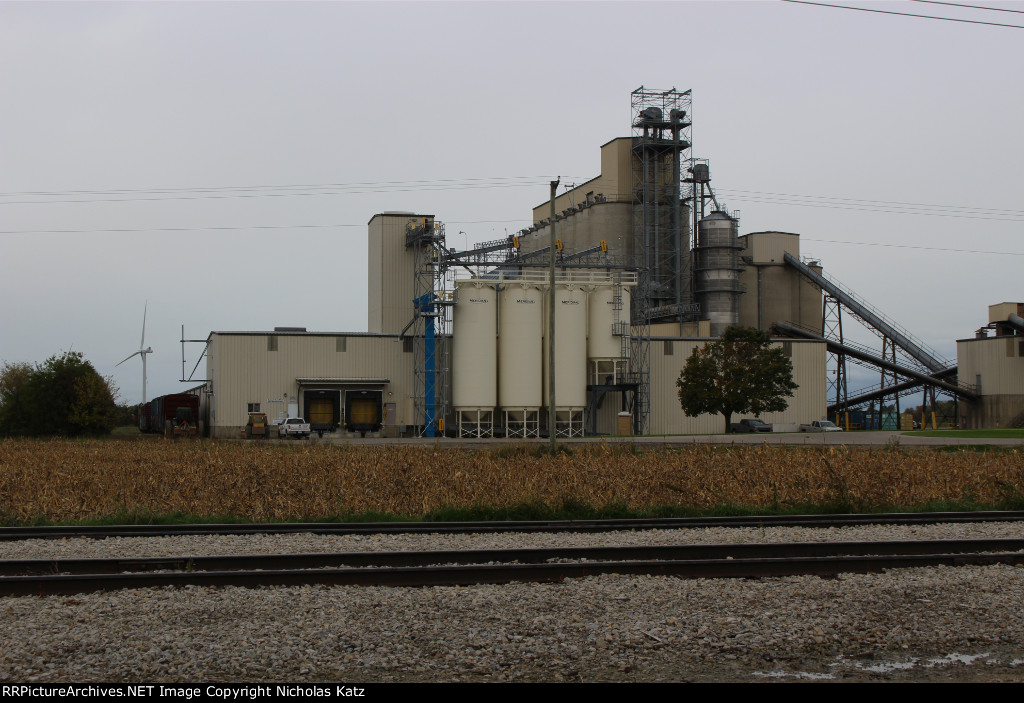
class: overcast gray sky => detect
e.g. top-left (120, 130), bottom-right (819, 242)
top-left (2, 1), bottom-right (1022, 406)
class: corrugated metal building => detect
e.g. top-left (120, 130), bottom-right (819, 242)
top-left (956, 302), bottom-right (1024, 429)
top-left (203, 331), bottom-right (418, 439)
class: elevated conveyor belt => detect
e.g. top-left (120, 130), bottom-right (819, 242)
top-left (829, 375), bottom-right (955, 413)
top-left (783, 252), bottom-right (948, 373)
top-left (773, 322), bottom-right (975, 401)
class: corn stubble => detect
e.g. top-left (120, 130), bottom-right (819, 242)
top-left (0, 440), bottom-right (1021, 523)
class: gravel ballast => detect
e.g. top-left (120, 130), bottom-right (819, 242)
top-left (2, 523), bottom-right (1023, 682)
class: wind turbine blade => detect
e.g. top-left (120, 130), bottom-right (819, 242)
top-left (141, 301), bottom-right (148, 348)
top-left (116, 350), bottom-right (142, 367)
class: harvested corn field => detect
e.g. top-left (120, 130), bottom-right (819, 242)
top-left (0, 440), bottom-right (1022, 523)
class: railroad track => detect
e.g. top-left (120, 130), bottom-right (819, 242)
top-left (3, 538), bottom-right (1024, 596)
top-left (4, 510), bottom-right (1024, 541)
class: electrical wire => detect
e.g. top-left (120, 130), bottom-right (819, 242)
top-left (716, 191), bottom-right (1024, 223)
top-left (0, 176), bottom-right (573, 197)
top-left (3, 224), bottom-right (1020, 256)
top-left (717, 188), bottom-right (1024, 217)
top-left (0, 177), bottom-right (589, 205)
top-left (800, 238), bottom-right (1024, 256)
top-left (5, 173), bottom-right (1019, 221)
top-left (909, 0), bottom-right (1024, 15)
top-left (0, 219), bottom-right (532, 235)
top-left (780, 0), bottom-right (1024, 28)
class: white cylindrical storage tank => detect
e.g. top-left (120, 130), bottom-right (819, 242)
top-left (498, 283), bottom-right (543, 409)
top-left (452, 280), bottom-right (497, 410)
top-left (544, 283), bottom-right (587, 409)
top-left (587, 284), bottom-right (631, 360)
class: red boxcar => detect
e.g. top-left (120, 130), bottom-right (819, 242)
top-left (145, 394), bottom-right (201, 437)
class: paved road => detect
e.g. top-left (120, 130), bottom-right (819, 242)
top-left (309, 430), bottom-right (1023, 449)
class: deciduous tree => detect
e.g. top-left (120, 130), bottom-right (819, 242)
top-left (676, 326), bottom-right (797, 434)
top-left (0, 352), bottom-right (118, 437)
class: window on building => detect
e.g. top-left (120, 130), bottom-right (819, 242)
top-left (247, 403), bottom-right (261, 413)
top-left (663, 340), bottom-right (674, 356)
top-left (336, 336), bottom-right (347, 352)
top-left (782, 341), bottom-right (793, 357)
top-left (267, 335), bottom-right (278, 352)
top-left (403, 338), bottom-right (413, 353)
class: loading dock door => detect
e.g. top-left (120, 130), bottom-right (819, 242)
top-left (349, 399), bottom-right (376, 426)
top-left (303, 389), bottom-right (341, 433)
top-left (345, 389), bottom-right (384, 434)
top-left (308, 398), bottom-right (334, 426)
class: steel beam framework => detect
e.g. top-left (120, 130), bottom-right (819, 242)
top-left (407, 219), bottom-right (451, 437)
top-left (629, 87), bottom-right (696, 433)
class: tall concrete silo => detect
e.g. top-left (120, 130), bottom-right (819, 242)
top-left (452, 279), bottom-right (498, 437)
top-left (498, 282), bottom-right (544, 437)
top-left (543, 282), bottom-right (588, 437)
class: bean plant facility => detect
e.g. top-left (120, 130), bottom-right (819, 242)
top-left (168, 88), bottom-right (1022, 439)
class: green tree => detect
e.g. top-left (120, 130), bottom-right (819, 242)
top-left (0, 351), bottom-right (118, 437)
top-left (676, 326), bottom-right (797, 434)
top-left (0, 361), bottom-right (33, 436)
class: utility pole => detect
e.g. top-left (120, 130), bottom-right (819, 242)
top-left (548, 177), bottom-right (559, 453)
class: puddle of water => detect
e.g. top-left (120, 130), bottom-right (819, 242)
top-left (754, 670), bottom-right (836, 680)
top-left (924, 653), bottom-right (990, 668)
top-left (825, 651), bottom-right (996, 675)
top-left (859, 659), bottom-right (919, 673)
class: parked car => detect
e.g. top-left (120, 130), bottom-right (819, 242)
top-left (800, 420), bottom-right (843, 432)
top-left (277, 417), bottom-right (311, 439)
top-left (730, 418), bottom-right (773, 433)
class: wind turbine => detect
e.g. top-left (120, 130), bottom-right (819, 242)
top-left (116, 302), bottom-right (154, 404)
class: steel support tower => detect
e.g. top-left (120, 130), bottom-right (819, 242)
top-left (630, 87), bottom-right (694, 433)
top-left (406, 219), bottom-right (451, 437)
top-left (823, 294), bottom-right (849, 421)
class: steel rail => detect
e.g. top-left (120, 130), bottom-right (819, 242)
top-left (3, 539), bottom-right (1023, 577)
top-left (3, 545), bottom-right (1024, 597)
top-left (4, 511), bottom-right (1024, 541)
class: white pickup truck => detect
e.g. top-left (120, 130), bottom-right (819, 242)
top-left (800, 420), bottom-right (843, 432)
top-left (277, 417), bottom-right (311, 439)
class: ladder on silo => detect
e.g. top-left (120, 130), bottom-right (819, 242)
top-left (611, 277), bottom-right (630, 383)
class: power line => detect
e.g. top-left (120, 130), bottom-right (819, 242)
top-left (716, 188), bottom-right (1024, 218)
top-left (780, 0), bottom-right (1024, 28)
top-left (801, 238), bottom-right (1024, 256)
top-left (0, 177), bottom-right (591, 205)
top-left (0, 176), bottom-right (573, 197)
top-left (717, 188), bottom-right (1024, 217)
top-left (718, 191), bottom-right (1024, 223)
top-left (910, 0), bottom-right (1024, 15)
top-left (3, 223), bottom-right (1021, 256)
top-left (0, 219), bottom-right (531, 235)
top-left (5, 177), bottom-right (1020, 222)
